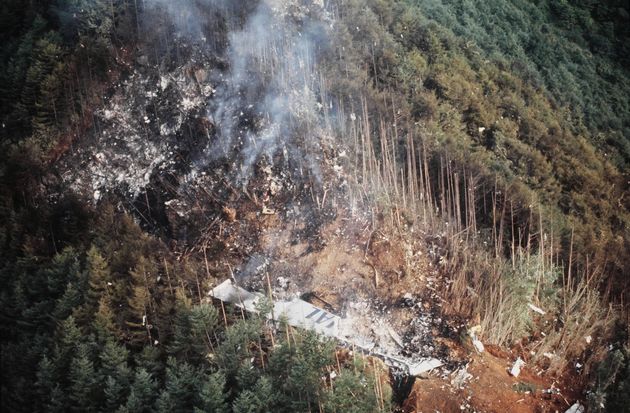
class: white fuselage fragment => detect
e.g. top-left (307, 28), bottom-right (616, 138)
top-left (209, 279), bottom-right (443, 376)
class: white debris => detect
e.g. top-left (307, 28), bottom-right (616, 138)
top-left (210, 280), bottom-right (444, 377)
top-left (478, 127), bottom-right (486, 133)
top-left (527, 303), bottom-right (546, 315)
top-left (159, 76), bottom-right (169, 90)
top-left (262, 206), bottom-right (276, 215)
top-left (468, 324), bottom-right (484, 353)
top-left (510, 357), bottom-right (525, 377)
top-left (585, 335), bottom-right (592, 344)
top-left (565, 402), bottom-right (585, 413)
top-left (472, 338), bottom-right (485, 353)
top-left (277, 276), bottom-right (289, 290)
top-left (210, 280), bottom-right (262, 314)
top-left (408, 358), bottom-right (443, 376)
top-left (451, 366), bottom-right (473, 389)
top-left (386, 326), bottom-right (404, 348)
top-left (93, 190), bottom-right (101, 201)
top-left (181, 97), bottom-right (196, 110)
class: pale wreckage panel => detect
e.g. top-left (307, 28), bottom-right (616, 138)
top-left (209, 279), bottom-right (442, 376)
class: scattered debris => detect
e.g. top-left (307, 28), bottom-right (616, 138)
top-left (387, 325), bottom-right (405, 348)
top-left (210, 280), bottom-right (444, 377)
top-left (565, 402), bottom-right (585, 413)
top-left (468, 324), bottom-right (485, 353)
top-left (528, 303), bottom-right (546, 315)
top-left (543, 385), bottom-right (561, 395)
top-left (276, 276), bottom-right (289, 290)
top-left (222, 206), bottom-right (237, 222)
top-left (585, 335), bottom-right (592, 344)
top-left (262, 206), bottom-right (276, 215)
top-left (472, 338), bottom-right (485, 353)
top-left (408, 359), bottom-right (443, 376)
top-left (510, 357), bottom-right (526, 377)
top-left (451, 365), bottom-right (473, 389)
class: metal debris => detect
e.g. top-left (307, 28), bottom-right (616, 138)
top-left (527, 303), bottom-right (546, 315)
top-left (209, 279), bottom-right (444, 377)
top-left (565, 402), bottom-right (585, 413)
top-left (510, 357), bottom-right (526, 377)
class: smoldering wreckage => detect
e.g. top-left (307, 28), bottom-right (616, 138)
top-left (57, 0), bottom-right (587, 411)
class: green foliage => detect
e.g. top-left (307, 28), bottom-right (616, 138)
top-left (231, 390), bottom-right (261, 413)
top-left (168, 291), bottom-right (219, 361)
top-left (215, 318), bottom-right (262, 384)
top-left (194, 372), bottom-right (228, 413)
top-left (267, 329), bottom-right (335, 411)
top-left (587, 346), bottom-right (630, 412)
top-left (337, 0), bottom-right (630, 293)
top-left (1, 1), bottom-right (629, 412)
top-left (69, 343), bottom-right (98, 412)
top-left (323, 362), bottom-right (382, 413)
top-left (124, 368), bottom-right (157, 413)
top-left (403, 0), bottom-right (630, 163)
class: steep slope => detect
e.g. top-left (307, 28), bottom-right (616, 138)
top-left (1, 0), bottom-right (629, 412)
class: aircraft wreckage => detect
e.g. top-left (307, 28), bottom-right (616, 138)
top-left (210, 279), bottom-right (443, 377)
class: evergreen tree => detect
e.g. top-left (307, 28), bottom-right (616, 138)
top-left (215, 318), bottom-right (261, 384)
top-left (126, 257), bottom-right (155, 347)
top-left (193, 372), bottom-right (228, 413)
top-left (53, 315), bottom-right (83, 379)
top-left (93, 295), bottom-right (122, 343)
top-left (267, 329), bottom-right (333, 410)
top-left (189, 303), bottom-right (219, 356)
top-left (104, 375), bottom-right (127, 412)
top-left (68, 343), bottom-right (97, 412)
top-left (167, 290), bottom-right (193, 359)
top-left (236, 358), bottom-right (259, 391)
top-left (35, 355), bottom-right (66, 412)
top-left (168, 291), bottom-right (219, 361)
top-left (157, 357), bottom-right (201, 413)
top-left (231, 390), bottom-right (260, 413)
top-left (252, 376), bottom-right (277, 413)
top-left (323, 365), bottom-right (381, 413)
top-left (54, 281), bottom-right (82, 321)
top-left (123, 368), bottom-right (157, 413)
top-left (100, 339), bottom-right (131, 383)
top-left (76, 245), bottom-right (113, 326)
top-left (134, 345), bottom-right (164, 379)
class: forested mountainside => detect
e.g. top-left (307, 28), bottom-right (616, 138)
top-left (1, 1), bottom-right (629, 412)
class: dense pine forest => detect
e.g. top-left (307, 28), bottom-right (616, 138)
top-left (1, 0), bottom-right (629, 412)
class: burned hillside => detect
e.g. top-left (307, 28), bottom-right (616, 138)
top-left (2, 0), bottom-right (629, 412)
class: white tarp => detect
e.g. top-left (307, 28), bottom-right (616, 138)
top-left (209, 279), bottom-right (443, 376)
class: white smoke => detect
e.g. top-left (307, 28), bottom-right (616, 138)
top-left (147, 0), bottom-right (332, 186)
